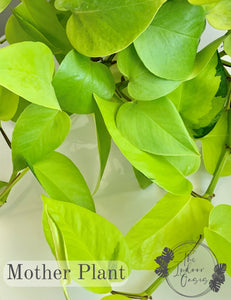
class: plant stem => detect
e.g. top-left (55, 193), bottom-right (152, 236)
top-left (0, 37), bottom-right (6, 44)
top-left (111, 290), bottom-right (148, 299)
top-left (219, 50), bottom-right (226, 58)
top-left (203, 147), bottom-right (231, 200)
top-left (221, 59), bottom-right (231, 68)
top-left (0, 167), bottom-right (29, 206)
top-left (0, 127), bottom-right (11, 149)
top-left (63, 286), bottom-right (71, 300)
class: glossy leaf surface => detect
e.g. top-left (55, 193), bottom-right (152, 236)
top-left (116, 98), bottom-right (199, 157)
top-left (0, 42), bottom-right (60, 110)
top-left (205, 205), bottom-right (231, 276)
top-left (126, 193), bottom-right (213, 270)
top-left (42, 195), bottom-right (131, 293)
top-left (55, 0), bottom-right (166, 57)
top-left (169, 53), bottom-right (227, 138)
top-left (12, 104), bottom-right (70, 171)
top-left (134, 0), bottom-right (205, 80)
top-left (201, 111), bottom-right (231, 176)
top-left (117, 45), bottom-right (181, 101)
top-left (32, 151), bottom-right (95, 211)
top-left (95, 95), bottom-right (193, 195)
top-left (53, 50), bottom-right (115, 114)
top-left (0, 87), bottom-right (19, 121)
top-left (204, 0), bottom-right (231, 30)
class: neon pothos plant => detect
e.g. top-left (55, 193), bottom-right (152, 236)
top-left (1, 0), bottom-right (231, 299)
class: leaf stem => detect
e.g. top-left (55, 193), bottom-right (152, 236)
top-left (0, 37), bottom-right (6, 44)
top-left (0, 167), bottom-right (29, 206)
top-left (0, 127), bottom-right (11, 149)
top-left (111, 290), bottom-right (149, 299)
top-left (221, 59), bottom-right (231, 68)
top-left (63, 286), bottom-right (71, 300)
top-left (203, 147), bottom-right (231, 200)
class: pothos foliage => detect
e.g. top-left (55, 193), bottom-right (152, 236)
top-left (0, 0), bottom-right (231, 299)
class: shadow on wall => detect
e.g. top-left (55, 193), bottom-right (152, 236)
top-left (0, 0), bottom-right (20, 35)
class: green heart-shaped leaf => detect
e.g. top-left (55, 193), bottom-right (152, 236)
top-left (53, 50), bottom-right (115, 114)
top-left (12, 104), bottom-right (70, 171)
top-left (31, 151), bottom-right (95, 212)
top-left (126, 193), bottom-right (213, 270)
top-left (169, 52), bottom-right (227, 138)
top-left (134, 0), bottom-right (205, 80)
top-left (55, 0), bottom-right (166, 57)
top-left (95, 95), bottom-right (193, 195)
top-left (205, 204), bottom-right (231, 276)
top-left (0, 42), bottom-right (60, 110)
top-left (43, 195), bottom-right (131, 293)
top-left (117, 45), bottom-right (181, 101)
top-left (204, 0), bottom-right (231, 30)
top-left (116, 98), bottom-right (199, 158)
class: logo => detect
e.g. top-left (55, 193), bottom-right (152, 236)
top-left (154, 240), bottom-right (226, 298)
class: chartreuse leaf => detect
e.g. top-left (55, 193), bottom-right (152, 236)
top-left (116, 98), bottom-right (199, 157)
top-left (5, 14), bottom-right (37, 45)
top-left (93, 106), bottom-right (111, 193)
top-left (134, 0), bottom-right (205, 81)
top-left (133, 168), bottom-right (153, 189)
top-left (94, 95), bottom-right (193, 195)
top-left (31, 151), bottom-right (95, 211)
top-left (11, 98), bottom-right (30, 122)
top-left (22, 0), bottom-right (71, 53)
top-left (0, 42), bottom-right (60, 110)
top-left (126, 193), bottom-right (213, 270)
top-left (201, 111), bottom-right (231, 176)
top-left (101, 296), bottom-right (130, 300)
top-left (53, 50), bottom-right (115, 114)
top-left (6, 3), bottom-right (55, 50)
top-left (43, 207), bottom-right (71, 286)
top-left (117, 45), bottom-right (181, 101)
top-left (42, 195), bottom-right (131, 293)
top-left (0, 0), bottom-right (11, 12)
top-left (224, 34), bottom-right (231, 57)
top-left (12, 104), bottom-right (70, 171)
top-left (169, 52), bottom-right (227, 138)
top-left (55, 0), bottom-right (166, 57)
top-left (188, 0), bottom-right (221, 3)
top-left (204, 0), bottom-right (231, 30)
top-left (190, 35), bottom-right (225, 79)
top-left (205, 205), bottom-right (231, 276)
top-left (0, 87), bottom-right (19, 121)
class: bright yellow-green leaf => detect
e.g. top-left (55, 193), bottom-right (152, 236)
top-left (134, 0), bottom-right (205, 80)
top-left (169, 53), bottom-right (227, 138)
top-left (201, 111), bottom-right (231, 176)
top-left (12, 104), bottom-right (70, 171)
top-left (55, 0), bottom-right (166, 57)
top-left (126, 193), bottom-right (213, 270)
top-left (53, 50), bottom-right (115, 114)
top-left (224, 34), bottom-right (231, 57)
top-left (116, 98), bottom-right (200, 157)
top-left (0, 0), bottom-right (11, 13)
top-left (95, 95), bottom-right (193, 195)
top-left (117, 45), bottom-right (181, 101)
top-left (0, 86), bottom-right (19, 121)
top-left (204, 205), bottom-right (231, 276)
top-left (31, 151), bottom-right (95, 211)
top-left (204, 0), bottom-right (231, 30)
top-left (188, 0), bottom-right (221, 4)
top-left (0, 42), bottom-right (60, 110)
top-left (42, 195), bottom-right (131, 293)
